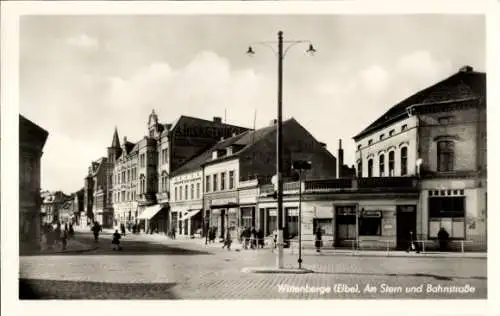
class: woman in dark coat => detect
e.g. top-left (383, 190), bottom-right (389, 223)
top-left (315, 227), bottom-right (323, 253)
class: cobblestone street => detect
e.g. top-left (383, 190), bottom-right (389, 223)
top-left (19, 231), bottom-right (487, 299)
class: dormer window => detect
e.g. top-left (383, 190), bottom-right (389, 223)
top-left (389, 129), bottom-right (395, 136)
top-left (212, 151), bottom-right (218, 160)
top-left (226, 147), bottom-right (233, 155)
top-left (368, 139), bottom-right (373, 145)
top-left (357, 144), bottom-right (362, 151)
top-left (401, 124), bottom-right (408, 131)
top-left (380, 134), bottom-right (385, 140)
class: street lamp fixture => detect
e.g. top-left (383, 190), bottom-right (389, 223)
top-left (292, 160), bottom-right (312, 269)
top-left (246, 32), bottom-right (315, 269)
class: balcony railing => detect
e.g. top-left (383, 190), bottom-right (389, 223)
top-left (304, 178), bottom-right (352, 193)
top-left (283, 181), bottom-right (300, 193)
top-left (357, 177), bottom-right (418, 189)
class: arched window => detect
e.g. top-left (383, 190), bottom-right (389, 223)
top-left (379, 154), bottom-right (385, 177)
top-left (357, 160), bottom-right (362, 178)
top-left (438, 141), bottom-right (454, 172)
top-left (368, 159), bottom-right (373, 177)
top-left (139, 174), bottom-right (145, 194)
top-left (388, 151), bottom-right (395, 176)
top-left (400, 147), bottom-right (408, 176)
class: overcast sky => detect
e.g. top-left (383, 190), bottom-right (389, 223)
top-left (19, 15), bottom-right (485, 193)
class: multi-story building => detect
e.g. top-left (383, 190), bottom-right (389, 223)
top-left (40, 191), bottom-right (71, 224)
top-left (72, 188), bottom-right (84, 226)
top-left (348, 65), bottom-right (486, 250)
top-left (19, 115), bottom-right (49, 253)
top-left (169, 117), bottom-right (339, 239)
top-left (113, 110), bottom-right (248, 232)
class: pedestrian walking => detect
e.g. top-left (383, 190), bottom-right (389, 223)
top-left (112, 230), bottom-right (122, 251)
top-left (437, 227), bottom-right (450, 252)
top-left (222, 228), bottom-right (232, 250)
top-left (68, 223), bottom-right (75, 239)
top-left (315, 226), bottom-right (323, 253)
top-left (406, 230), bottom-right (420, 253)
top-left (120, 223), bottom-right (126, 236)
top-left (92, 222), bottom-right (100, 242)
top-left (60, 228), bottom-right (68, 251)
top-left (257, 229), bottom-right (265, 248)
top-left (251, 227), bottom-right (257, 249)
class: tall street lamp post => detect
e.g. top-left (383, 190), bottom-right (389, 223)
top-left (247, 31), bottom-right (316, 269)
top-left (292, 160), bottom-right (312, 269)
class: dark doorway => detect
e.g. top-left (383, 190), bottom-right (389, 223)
top-left (220, 210), bottom-right (225, 238)
top-left (259, 208), bottom-right (265, 232)
top-left (396, 205), bottom-right (417, 250)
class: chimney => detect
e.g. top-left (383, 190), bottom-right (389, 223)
top-left (337, 139), bottom-right (344, 179)
top-left (459, 65), bottom-right (473, 73)
top-left (319, 142), bottom-right (327, 149)
top-left (213, 117), bottom-right (222, 124)
top-left (270, 119), bottom-right (278, 126)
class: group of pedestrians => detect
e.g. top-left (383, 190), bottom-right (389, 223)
top-left (42, 222), bottom-right (75, 251)
top-left (240, 227), bottom-right (265, 249)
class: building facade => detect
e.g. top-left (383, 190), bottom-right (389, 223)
top-left (350, 65), bottom-right (486, 251)
top-left (40, 191), bottom-right (71, 224)
top-left (112, 110), bottom-right (248, 233)
top-left (19, 115), bottom-right (48, 253)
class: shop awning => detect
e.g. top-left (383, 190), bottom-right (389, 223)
top-left (210, 202), bottom-right (239, 209)
top-left (182, 209), bottom-right (201, 220)
top-left (138, 204), bottom-right (163, 220)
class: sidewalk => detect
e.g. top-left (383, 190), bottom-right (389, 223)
top-left (22, 237), bottom-right (97, 255)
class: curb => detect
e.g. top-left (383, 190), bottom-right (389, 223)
top-left (290, 250), bottom-right (487, 259)
top-left (242, 267), bottom-right (314, 274)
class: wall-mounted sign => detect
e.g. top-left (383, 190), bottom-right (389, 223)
top-left (336, 208), bottom-right (356, 216)
top-left (362, 210), bottom-right (382, 218)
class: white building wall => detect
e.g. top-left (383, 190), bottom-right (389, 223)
top-left (204, 158), bottom-right (240, 193)
top-left (355, 116), bottom-right (418, 177)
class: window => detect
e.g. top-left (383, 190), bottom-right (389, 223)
top-left (368, 139), bottom-right (373, 145)
top-left (127, 170), bottom-right (130, 182)
top-left (139, 175), bottom-right (145, 194)
top-left (401, 124), bottom-right (408, 131)
top-left (357, 144), bottom-right (362, 150)
top-left (122, 171), bottom-right (125, 184)
top-left (220, 172), bottom-right (226, 190)
top-left (380, 134), bottom-right (385, 140)
top-left (388, 151), bottom-right (395, 176)
top-left (437, 141), bottom-right (454, 172)
top-left (368, 159), bottom-right (373, 177)
top-left (127, 191), bottom-right (130, 201)
top-left (175, 187), bottom-right (178, 201)
top-left (179, 186), bottom-right (183, 200)
top-left (357, 161), bottom-right (362, 178)
top-left (379, 154), bottom-right (385, 177)
top-left (185, 185), bottom-right (188, 200)
top-left (229, 171), bottom-right (235, 189)
top-left (162, 149), bottom-right (168, 164)
top-left (359, 211), bottom-right (382, 236)
top-left (389, 129), bottom-right (395, 136)
top-left (213, 174), bottom-right (218, 192)
top-left (206, 175), bottom-right (211, 192)
top-left (140, 154), bottom-right (145, 168)
top-left (428, 197), bottom-right (465, 239)
top-left (191, 184), bottom-right (194, 200)
top-left (400, 147), bottom-right (408, 176)
top-left (438, 116), bottom-right (453, 125)
top-left (196, 183), bottom-right (200, 199)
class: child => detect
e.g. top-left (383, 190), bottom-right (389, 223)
top-left (112, 230), bottom-right (122, 251)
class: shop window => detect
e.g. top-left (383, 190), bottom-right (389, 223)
top-left (313, 218), bottom-right (333, 237)
top-left (428, 196), bottom-right (465, 239)
top-left (359, 214), bottom-right (381, 236)
top-left (437, 140), bottom-right (454, 172)
top-left (400, 147), bottom-right (408, 176)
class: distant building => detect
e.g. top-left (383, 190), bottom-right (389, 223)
top-left (112, 111), bottom-right (249, 232)
top-left (19, 114), bottom-right (48, 253)
top-left (41, 191), bottom-right (71, 224)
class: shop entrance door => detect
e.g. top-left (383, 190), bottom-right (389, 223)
top-left (396, 205), bottom-right (417, 250)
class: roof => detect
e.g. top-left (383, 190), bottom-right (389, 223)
top-left (19, 115), bottom-right (49, 149)
top-left (170, 115), bottom-right (250, 132)
top-left (170, 119), bottom-right (288, 177)
top-left (111, 127), bottom-right (120, 148)
top-left (353, 66), bottom-right (486, 140)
